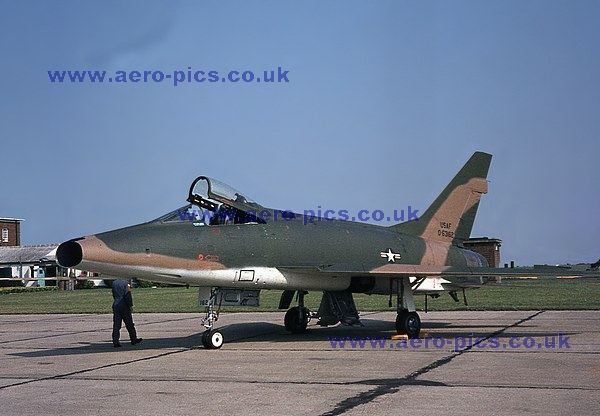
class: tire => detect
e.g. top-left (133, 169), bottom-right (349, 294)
top-left (395, 311), bottom-right (421, 339)
top-left (284, 306), bottom-right (309, 333)
top-left (202, 330), bottom-right (224, 349)
top-left (395, 310), bottom-right (408, 333)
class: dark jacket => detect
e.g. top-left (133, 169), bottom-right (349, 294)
top-left (112, 280), bottom-right (133, 311)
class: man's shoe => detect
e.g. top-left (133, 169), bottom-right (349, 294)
top-left (114, 344), bottom-right (122, 348)
top-left (131, 338), bottom-right (143, 345)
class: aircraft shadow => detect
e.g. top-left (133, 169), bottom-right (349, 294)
top-left (10, 333), bottom-right (205, 358)
top-left (9, 319), bottom-right (574, 358)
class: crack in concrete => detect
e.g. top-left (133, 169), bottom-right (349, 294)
top-left (321, 310), bottom-right (546, 416)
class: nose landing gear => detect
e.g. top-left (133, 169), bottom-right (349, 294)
top-left (201, 287), bottom-right (224, 349)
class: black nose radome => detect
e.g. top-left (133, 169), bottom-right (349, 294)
top-left (56, 240), bottom-right (83, 267)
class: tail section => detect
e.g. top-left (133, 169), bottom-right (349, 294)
top-left (391, 151), bottom-right (492, 246)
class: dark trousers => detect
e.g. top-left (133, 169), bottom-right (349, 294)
top-left (112, 305), bottom-right (137, 345)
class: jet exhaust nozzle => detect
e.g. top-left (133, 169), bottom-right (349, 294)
top-left (56, 240), bottom-right (83, 268)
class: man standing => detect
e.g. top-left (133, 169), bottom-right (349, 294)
top-left (112, 280), bottom-right (142, 348)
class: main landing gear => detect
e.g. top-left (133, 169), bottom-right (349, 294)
top-left (284, 291), bottom-right (310, 333)
top-left (395, 277), bottom-right (421, 338)
top-left (201, 288), bottom-right (224, 349)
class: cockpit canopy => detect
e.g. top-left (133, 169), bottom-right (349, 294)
top-left (163, 176), bottom-right (266, 225)
top-left (156, 176), bottom-right (291, 225)
top-left (187, 176), bottom-right (264, 225)
top-left (187, 176), bottom-right (261, 213)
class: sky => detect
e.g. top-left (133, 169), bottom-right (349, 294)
top-left (1, 1), bottom-right (599, 265)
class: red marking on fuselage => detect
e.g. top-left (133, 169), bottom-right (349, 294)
top-left (198, 253), bottom-right (219, 262)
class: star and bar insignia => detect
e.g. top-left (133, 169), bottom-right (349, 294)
top-left (380, 248), bottom-right (401, 263)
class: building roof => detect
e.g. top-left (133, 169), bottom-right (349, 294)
top-left (464, 237), bottom-right (502, 244)
top-left (0, 218), bottom-right (24, 222)
top-left (0, 245), bottom-right (57, 265)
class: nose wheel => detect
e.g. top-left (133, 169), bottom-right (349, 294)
top-left (202, 330), bottom-right (224, 349)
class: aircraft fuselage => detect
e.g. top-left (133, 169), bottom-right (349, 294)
top-left (57, 216), bottom-right (487, 294)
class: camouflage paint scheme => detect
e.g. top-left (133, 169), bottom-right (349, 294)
top-left (57, 151), bottom-right (596, 300)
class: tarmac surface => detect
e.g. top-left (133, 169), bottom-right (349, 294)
top-left (0, 310), bottom-right (599, 415)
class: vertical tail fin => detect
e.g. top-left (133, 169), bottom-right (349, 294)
top-left (391, 151), bottom-right (492, 246)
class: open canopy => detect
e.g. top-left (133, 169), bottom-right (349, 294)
top-left (186, 176), bottom-right (264, 225)
top-left (187, 176), bottom-right (261, 212)
top-left (155, 176), bottom-right (288, 225)
top-left (154, 177), bottom-right (264, 225)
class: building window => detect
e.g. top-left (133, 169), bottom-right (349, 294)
top-left (1, 228), bottom-right (8, 243)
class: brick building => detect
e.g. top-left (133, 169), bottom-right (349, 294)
top-left (463, 237), bottom-right (502, 268)
top-left (0, 217), bottom-right (101, 288)
top-left (0, 218), bottom-right (23, 247)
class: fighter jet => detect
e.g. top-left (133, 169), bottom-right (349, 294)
top-left (56, 152), bottom-right (595, 349)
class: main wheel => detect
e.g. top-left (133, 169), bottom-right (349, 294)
top-left (284, 306), bottom-right (309, 333)
top-left (395, 311), bottom-right (421, 339)
top-left (202, 330), bottom-right (224, 349)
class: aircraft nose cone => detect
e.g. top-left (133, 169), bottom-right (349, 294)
top-left (56, 239), bottom-right (83, 267)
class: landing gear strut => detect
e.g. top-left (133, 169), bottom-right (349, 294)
top-left (284, 291), bottom-right (310, 333)
top-left (201, 287), bottom-right (224, 349)
top-left (395, 277), bottom-right (421, 338)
